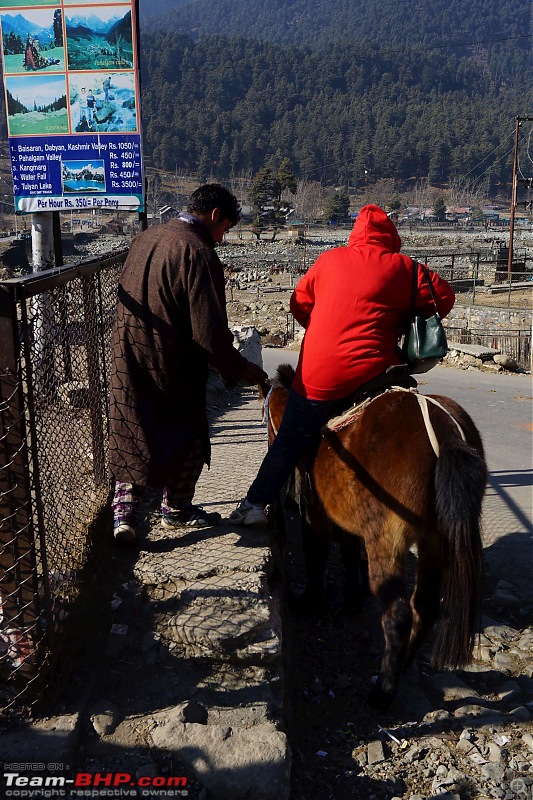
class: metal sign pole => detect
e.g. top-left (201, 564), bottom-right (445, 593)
top-left (31, 212), bottom-right (54, 273)
top-left (30, 212), bottom-right (57, 397)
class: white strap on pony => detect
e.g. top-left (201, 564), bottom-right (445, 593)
top-left (264, 386), bottom-right (278, 436)
top-left (392, 386), bottom-right (466, 458)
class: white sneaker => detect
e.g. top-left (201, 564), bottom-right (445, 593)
top-left (228, 498), bottom-right (267, 526)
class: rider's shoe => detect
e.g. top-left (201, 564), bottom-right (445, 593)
top-left (228, 498), bottom-right (268, 526)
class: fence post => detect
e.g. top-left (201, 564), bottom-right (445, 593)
top-left (81, 276), bottom-right (107, 486)
top-left (0, 284), bottom-right (42, 679)
top-left (472, 253), bottom-right (479, 304)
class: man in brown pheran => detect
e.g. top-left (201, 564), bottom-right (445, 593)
top-left (109, 184), bottom-right (267, 543)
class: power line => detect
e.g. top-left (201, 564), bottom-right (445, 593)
top-left (456, 130), bottom-right (517, 185)
top-left (474, 143), bottom-right (515, 182)
top-left (334, 32), bottom-right (532, 61)
top-left (424, 33), bottom-right (531, 52)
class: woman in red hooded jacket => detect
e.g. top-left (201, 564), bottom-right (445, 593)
top-left (230, 204), bottom-right (455, 526)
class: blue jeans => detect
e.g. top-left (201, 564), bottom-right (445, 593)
top-left (248, 387), bottom-right (350, 506)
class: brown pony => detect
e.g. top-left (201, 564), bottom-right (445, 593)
top-left (265, 365), bottom-right (487, 710)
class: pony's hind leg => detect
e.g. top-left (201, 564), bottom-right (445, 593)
top-left (366, 521), bottom-right (412, 711)
top-left (407, 539), bottom-right (443, 665)
top-left (339, 531), bottom-right (369, 612)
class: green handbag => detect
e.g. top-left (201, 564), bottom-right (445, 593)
top-left (403, 260), bottom-right (448, 374)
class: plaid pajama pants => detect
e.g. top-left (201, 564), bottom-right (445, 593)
top-left (112, 439), bottom-right (204, 526)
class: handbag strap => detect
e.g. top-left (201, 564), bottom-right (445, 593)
top-left (410, 258), bottom-right (440, 319)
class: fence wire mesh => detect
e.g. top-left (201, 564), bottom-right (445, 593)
top-left (0, 252), bottom-right (126, 712)
top-left (410, 249), bottom-right (532, 311)
top-left (446, 327), bottom-right (531, 370)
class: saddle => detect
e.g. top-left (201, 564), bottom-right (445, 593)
top-left (323, 365), bottom-right (418, 435)
top-left (291, 366), bottom-right (417, 507)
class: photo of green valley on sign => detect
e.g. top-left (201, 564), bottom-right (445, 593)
top-left (65, 5), bottom-right (133, 71)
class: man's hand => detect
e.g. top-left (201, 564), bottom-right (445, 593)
top-left (241, 361), bottom-right (269, 386)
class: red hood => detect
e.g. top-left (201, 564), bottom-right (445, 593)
top-left (348, 204), bottom-right (402, 253)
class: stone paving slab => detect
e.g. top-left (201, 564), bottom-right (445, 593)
top-left (126, 386), bottom-right (287, 799)
top-left (447, 341), bottom-right (500, 359)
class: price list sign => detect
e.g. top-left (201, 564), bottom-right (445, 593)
top-left (1, 0), bottom-right (145, 213)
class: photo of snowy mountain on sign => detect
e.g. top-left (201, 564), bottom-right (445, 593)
top-left (65, 6), bottom-right (133, 71)
top-left (61, 159), bottom-right (106, 193)
top-left (1, 7), bottom-right (65, 73)
top-left (68, 72), bottom-right (137, 133)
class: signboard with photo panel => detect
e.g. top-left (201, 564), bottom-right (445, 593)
top-left (0, 0), bottom-right (144, 212)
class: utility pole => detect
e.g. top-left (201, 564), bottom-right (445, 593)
top-left (507, 115), bottom-right (533, 280)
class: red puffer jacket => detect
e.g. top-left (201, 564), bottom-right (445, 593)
top-left (290, 204), bottom-right (455, 400)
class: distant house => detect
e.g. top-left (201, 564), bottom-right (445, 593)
top-left (446, 206), bottom-right (472, 221)
top-left (482, 209), bottom-right (500, 222)
top-left (147, 205), bottom-right (174, 224)
top-left (403, 206), bottom-right (434, 222)
top-left (287, 218), bottom-right (306, 241)
top-left (103, 218), bottom-right (125, 234)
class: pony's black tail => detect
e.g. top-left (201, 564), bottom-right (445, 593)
top-left (432, 438), bottom-right (486, 670)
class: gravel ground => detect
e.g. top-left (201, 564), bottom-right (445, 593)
top-left (282, 513), bottom-right (533, 800)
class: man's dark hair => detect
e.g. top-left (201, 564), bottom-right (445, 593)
top-left (188, 184), bottom-right (241, 224)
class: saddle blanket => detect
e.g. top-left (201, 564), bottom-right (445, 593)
top-left (324, 386), bottom-right (419, 434)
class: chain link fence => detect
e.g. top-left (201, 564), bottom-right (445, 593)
top-left (0, 251), bottom-right (126, 711)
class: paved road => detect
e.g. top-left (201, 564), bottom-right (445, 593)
top-left (262, 350), bottom-right (533, 602)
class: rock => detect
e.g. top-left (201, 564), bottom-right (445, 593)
top-left (516, 676), bottom-right (533, 697)
top-left (135, 763), bottom-right (158, 780)
top-left (167, 592), bottom-right (281, 664)
top-left (492, 589), bottom-right (522, 608)
top-left (495, 680), bottom-right (523, 704)
top-left (517, 631), bottom-right (533, 650)
top-left (493, 353), bottom-right (519, 371)
top-left (421, 709), bottom-right (453, 725)
top-left (486, 742), bottom-right (503, 762)
top-left (426, 672), bottom-right (480, 703)
top-left (431, 765), bottom-right (466, 793)
top-left (404, 745), bottom-right (426, 763)
top-left (453, 704), bottom-right (497, 719)
top-left (89, 700), bottom-right (122, 736)
top-left (492, 652), bottom-right (516, 672)
top-left (506, 706), bottom-right (531, 722)
top-left (233, 325), bottom-right (264, 367)
top-left (367, 740), bottom-right (387, 764)
top-left (480, 762), bottom-right (504, 782)
top-left (150, 721), bottom-right (290, 800)
top-left (482, 620), bottom-right (520, 644)
top-left (174, 699), bottom-right (209, 725)
top-left (457, 737), bottom-right (476, 754)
